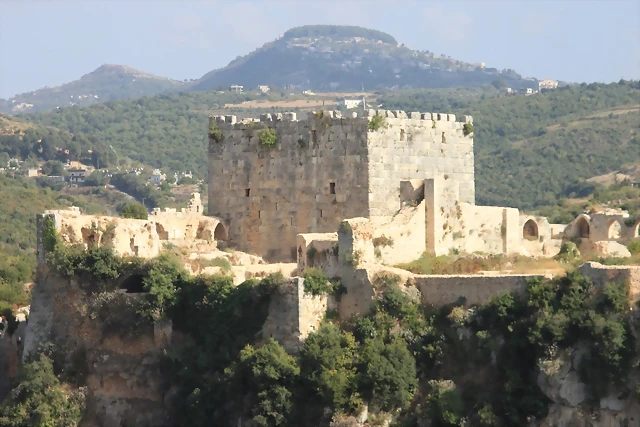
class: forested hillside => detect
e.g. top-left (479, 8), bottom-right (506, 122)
top-left (380, 80), bottom-right (640, 208)
top-left (20, 91), bottom-right (272, 175)
top-left (22, 81), bottom-right (640, 210)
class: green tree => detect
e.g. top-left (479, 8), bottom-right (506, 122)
top-left (83, 170), bottom-right (107, 187)
top-left (41, 160), bottom-right (66, 176)
top-left (0, 354), bottom-right (85, 426)
top-left (299, 323), bottom-right (359, 410)
top-left (120, 202), bottom-right (148, 219)
top-left (231, 339), bottom-right (300, 426)
top-left (358, 337), bottom-right (417, 411)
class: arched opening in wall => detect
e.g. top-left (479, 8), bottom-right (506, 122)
top-left (523, 219), bottom-right (539, 240)
top-left (608, 220), bottom-right (621, 239)
top-left (576, 217), bottom-right (590, 239)
top-left (214, 223), bottom-right (227, 241)
top-left (155, 223), bottom-right (169, 240)
top-left (196, 222), bottom-right (213, 241)
top-left (119, 274), bottom-right (147, 293)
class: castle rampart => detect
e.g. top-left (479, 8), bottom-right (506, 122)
top-left (208, 109), bottom-right (474, 261)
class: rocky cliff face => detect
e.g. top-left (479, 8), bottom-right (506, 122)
top-left (537, 347), bottom-right (640, 426)
top-left (23, 265), bottom-right (171, 427)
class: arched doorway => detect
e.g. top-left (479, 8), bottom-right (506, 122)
top-left (576, 217), bottom-right (590, 239)
top-left (119, 274), bottom-right (146, 293)
top-left (523, 219), bottom-right (539, 240)
top-left (214, 223), bottom-right (227, 241)
top-left (608, 220), bottom-right (621, 239)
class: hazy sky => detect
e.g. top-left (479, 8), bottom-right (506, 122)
top-left (1, 0), bottom-right (639, 98)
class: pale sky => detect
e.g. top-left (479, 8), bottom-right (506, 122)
top-left (0, 0), bottom-right (639, 99)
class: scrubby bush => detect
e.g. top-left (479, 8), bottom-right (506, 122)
top-left (303, 267), bottom-right (344, 296)
top-left (368, 113), bottom-right (388, 131)
top-left (120, 202), bottom-right (148, 219)
top-left (258, 128), bottom-right (278, 148)
top-left (628, 238), bottom-right (640, 255)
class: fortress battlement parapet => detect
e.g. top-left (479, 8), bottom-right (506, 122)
top-left (209, 109), bottom-right (473, 128)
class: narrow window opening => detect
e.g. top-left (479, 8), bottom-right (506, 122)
top-left (330, 182), bottom-right (336, 194)
top-left (400, 129), bottom-right (406, 141)
top-left (245, 188), bottom-right (250, 197)
top-left (312, 129), bottom-right (317, 143)
top-left (320, 210), bottom-right (323, 218)
top-left (258, 211), bottom-right (261, 218)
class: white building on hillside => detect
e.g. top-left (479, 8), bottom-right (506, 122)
top-left (538, 78), bottom-right (559, 90)
top-left (150, 169), bottom-right (166, 184)
top-left (339, 99), bottom-right (363, 109)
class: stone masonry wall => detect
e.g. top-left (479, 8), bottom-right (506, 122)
top-left (261, 277), bottom-right (332, 353)
top-left (424, 176), bottom-right (522, 256)
top-left (414, 274), bottom-right (540, 307)
top-left (580, 261), bottom-right (640, 305)
top-left (208, 110), bottom-right (474, 261)
top-left (208, 112), bottom-right (370, 261)
top-left (366, 110), bottom-right (474, 221)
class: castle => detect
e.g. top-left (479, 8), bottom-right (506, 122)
top-left (208, 109), bottom-right (561, 262)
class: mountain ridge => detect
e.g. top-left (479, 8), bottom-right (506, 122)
top-left (0, 64), bottom-right (186, 114)
top-left (2, 25), bottom-right (544, 114)
top-left (189, 24), bottom-right (535, 92)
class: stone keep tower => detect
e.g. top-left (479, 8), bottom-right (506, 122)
top-left (208, 110), bottom-right (474, 261)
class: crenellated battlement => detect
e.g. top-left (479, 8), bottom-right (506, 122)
top-left (209, 109), bottom-right (473, 131)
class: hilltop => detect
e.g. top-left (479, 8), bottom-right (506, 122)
top-left (0, 64), bottom-right (186, 114)
top-left (1, 25), bottom-right (542, 114)
top-left (190, 25), bottom-right (533, 92)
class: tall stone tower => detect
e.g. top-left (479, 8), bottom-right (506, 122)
top-left (208, 110), bottom-right (474, 261)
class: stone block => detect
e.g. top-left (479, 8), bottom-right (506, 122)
top-left (274, 113), bottom-right (283, 121)
top-left (351, 112), bottom-right (358, 118)
top-left (225, 115), bottom-right (237, 124)
top-left (284, 112), bottom-right (297, 121)
top-left (260, 113), bottom-right (273, 122)
top-left (409, 112), bottom-right (421, 119)
top-left (421, 112), bottom-right (432, 120)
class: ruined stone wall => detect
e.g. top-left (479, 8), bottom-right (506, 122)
top-left (296, 232), bottom-right (340, 278)
top-left (261, 277), bottom-right (333, 353)
top-left (40, 206), bottom-right (225, 259)
top-left (414, 274), bottom-right (540, 307)
top-left (424, 177), bottom-right (522, 256)
top-left (580, 261), bottom-right (640, 305)
top-left (208, 110), bottom-right (473, 261)
top-left (209, 113), bottom-right (371, 261)
top-left (366, 111), bottom-right (474, 221)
